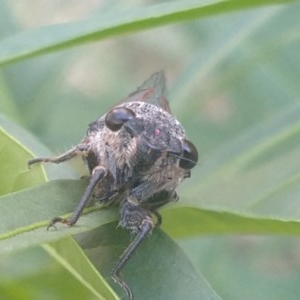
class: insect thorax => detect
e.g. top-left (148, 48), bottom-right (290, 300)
top-left (82, 101), bottom-right (188, 203)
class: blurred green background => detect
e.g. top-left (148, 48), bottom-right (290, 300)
top-left (1, 0), bottom-right (300, 299)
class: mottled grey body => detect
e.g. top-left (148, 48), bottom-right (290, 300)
top-left (84, 101), bottom-right (188, 215)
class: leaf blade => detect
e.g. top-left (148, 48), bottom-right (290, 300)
top-left (0, 180), bottom-right (118, 255)
top-left (44, 237), bottom-right (118, 300)
top-left (0, 0), bottom-right (294, 66)
top-left (76, 223), bottom-right (222, 300)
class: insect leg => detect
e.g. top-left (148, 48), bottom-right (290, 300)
top-left (112, 200), bottom-right (154, 300)
top-left (150, 191), bottom-right (179, 226)
top-left (47, 166), bottom-right (106, 229)
top-left (152, 210), bottom-right (162, 226)
top-left (28, 144), bottom-right (89, 167)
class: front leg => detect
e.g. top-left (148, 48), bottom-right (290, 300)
top-left (47, 166), bottom-right (107, 229)
top-left (111, 198), bottom-right (154, 300)
top-left (28, 143), bottom-right (90, 167)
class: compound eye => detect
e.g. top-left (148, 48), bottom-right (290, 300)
top-left (179, 139), bottom-right (198, 169)
top-left (105, 107), bottom-right (136, 131)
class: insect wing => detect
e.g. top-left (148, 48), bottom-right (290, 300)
top-left (120, 71), bottom-right (171, 113)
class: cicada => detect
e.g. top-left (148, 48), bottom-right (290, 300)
top-left (28, 71), bottom-right (198, 299)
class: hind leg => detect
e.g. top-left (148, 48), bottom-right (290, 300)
top-left (111, 198), bottom-right (154, 300)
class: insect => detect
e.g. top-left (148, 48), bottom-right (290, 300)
top-left (28, 71), bottom-right (198, 299)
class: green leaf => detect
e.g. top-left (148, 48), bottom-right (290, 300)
top-left (0, 114), bottom-right (79, 189)
top-left (44, 236), bottom-right (118, 300)
top-left (0, 114), bottom-right (47, 196)
top-left (1, 102), bottom-right (300, 253)
top-left (0, 245), bottom-right (102, 300)
top-left (1, 2), bottom-right (299, 299)
top-left (0, 74), bottom-right (21, 122)
top-left (0, 180), bottom-right (118, 255)
top-left (75, 223), bottom-right (222, 300)
top-left (162, 207), bottom-right (300, 238)
top-left (179, 236), bottom-right (300, 300)
top-left (161, 104), bottom-right (300, 237)
top-left (180, 104), bottom-right (300, 215)
top-left (0, 0), bottom-right (294, 66)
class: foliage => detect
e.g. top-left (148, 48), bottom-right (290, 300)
top-left (0, 1), bottom-right (300, 299)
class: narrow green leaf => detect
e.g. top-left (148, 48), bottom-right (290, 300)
top-left (76, 223), bottom-right (222, 300)
top-left (181, 104), bottom-right (300, 215)
top-left (0, 114), bottom-right (46, 195)
top-left (44, 237), bottom-right (118, 300)
top-left (0, 114), bottom-right (79, 190)
top-left (0, 180), bottom-right (118, 255)
top-left (0, 74), bottom-right (21, 122)
top-left (161, 206), bottom-right (300, 238)
top-left (0, 245), bottom-right (101, 300)
top-left (0, 0), bottom-right (294, 66)
top-left (1, 101), bottom-right (300, 253)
